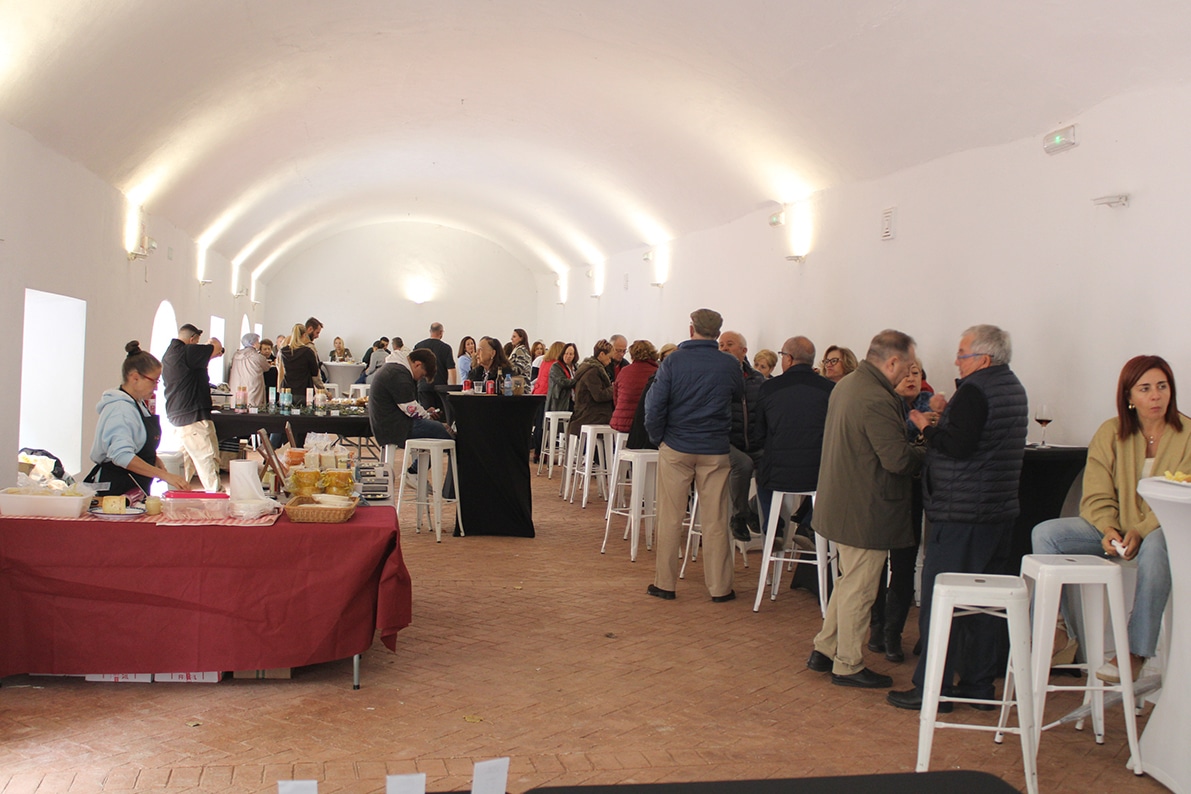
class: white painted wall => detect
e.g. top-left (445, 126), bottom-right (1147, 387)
top-left (259, 223), bottom-right (540, 361)
top-left (0, 121), bottom-right (250, 479)
top-left (541, 83), bottom-right (1191, 447)
top-left (7, 81), bottom-right (1191, 479)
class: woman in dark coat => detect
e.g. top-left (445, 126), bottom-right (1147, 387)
top-left (566, 339), bottom-right (615, 437)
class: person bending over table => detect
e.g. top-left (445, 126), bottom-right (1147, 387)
top-left (369, 348), bottom-right (454, 496)
top-left (85, 341), bottom-right (190, 496)
top-left (1033, 355), bottom-right (1189, 684)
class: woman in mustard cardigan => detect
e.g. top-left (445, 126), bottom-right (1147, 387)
top-left (1033, 355), bottom-right (1191, 684)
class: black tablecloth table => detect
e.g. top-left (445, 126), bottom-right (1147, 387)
top-left (1013, 445), bottom-right (1087, 564)
top-left (527, 770), bottom-right (1019, 794)
top-left (210, 410), bottom-right (373, 447)
top-left (447, 393), bottom-right (545, 537)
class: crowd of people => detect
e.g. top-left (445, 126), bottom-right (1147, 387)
top-left (84, 309), bottom-right (1180, 715)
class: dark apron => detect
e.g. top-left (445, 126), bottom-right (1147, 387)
top-left (85, 393), bottom-right (162, 498)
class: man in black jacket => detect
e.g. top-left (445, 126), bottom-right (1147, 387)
top-left (754, 336), bottom-right (833, 529)
top-left (888, 324), bottom-right (1028, 711)
top-left (162, 323), bottom-right (223, 492)
top-left (719, 330), bottom-right (766, 541)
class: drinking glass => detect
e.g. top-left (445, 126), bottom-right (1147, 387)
top-left (1034, 404), bottom-right (1053, 447)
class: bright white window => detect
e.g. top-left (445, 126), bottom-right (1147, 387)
top-left (150, 301), bottom-right (179, 451)
top-left (20, 289), bottom-right (86, 475)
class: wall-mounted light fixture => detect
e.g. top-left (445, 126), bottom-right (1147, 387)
top-left (785, 255), bottom-right (805, 263)
top-left (1092, 194), bottom-right (1130, 208)
top-left (768, 209), bottom-right (786, 227)
top-left (198, 279), bottom-right (213, 286)
top-left (232, 288), bottom-right (248, 299)
top-left (642, 250), bottom-right (653, 262)
top-left (127, 235), bottom-right (157, 261)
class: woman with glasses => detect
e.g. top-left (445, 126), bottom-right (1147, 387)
top-left (1033, 355), bottom-right (1190, 684)
top-left (821, 345), bottom-right (859, 383)
top-left (85, 340), bottom-right (190, 496)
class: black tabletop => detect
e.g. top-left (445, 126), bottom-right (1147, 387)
top-left (527, 770), bottom-right (1019, 794)
top-left (209, 410), bottom-right (372, 442)
top-left (1015, 444), bottom-right (1087, 562)
top-left (447, 393), bottom-right (545, 538)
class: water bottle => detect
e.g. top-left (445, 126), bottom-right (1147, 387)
top-left (503, 373), bottom-right (513, 396)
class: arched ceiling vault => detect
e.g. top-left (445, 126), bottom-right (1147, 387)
top-left (5, 0), bottom-right (1191, 288)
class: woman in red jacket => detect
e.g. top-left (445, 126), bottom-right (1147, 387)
top-left (610, 340), bottom-right (659, 433)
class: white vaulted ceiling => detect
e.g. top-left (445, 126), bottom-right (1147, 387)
top-left (4, 0), bottom-right (1191, 290)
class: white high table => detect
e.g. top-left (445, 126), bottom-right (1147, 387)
top-left (1135, 477), bottom-right (1190, 793)
top-left (324, 361), bottom-right (366, 395)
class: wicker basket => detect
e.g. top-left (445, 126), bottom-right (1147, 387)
top-left (283, 495), bottom-right (358, 523)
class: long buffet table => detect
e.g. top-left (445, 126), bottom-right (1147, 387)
top-left (210, 410), bottom-right (373, 442)
top-left (0, 506), bottom-right (411, 678)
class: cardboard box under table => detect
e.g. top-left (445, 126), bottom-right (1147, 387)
top-left (0, 506), bottom-right (411, 683)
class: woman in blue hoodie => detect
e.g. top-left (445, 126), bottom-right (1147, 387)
top-left (85, 341), bottom-right (191, 496)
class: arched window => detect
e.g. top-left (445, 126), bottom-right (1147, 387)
top-left (150, 301), bottom-right (179, 451)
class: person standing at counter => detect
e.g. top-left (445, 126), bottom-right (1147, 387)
top-left (162, 323), bottom-right (223, 492)
top-left (1033, 355), bottom-right (1190, 685)
top-left (260, 338), bottom-right (278, 394)
top-left (229, 332), bottom-right (270, 407)
top-left (281, 323), bottom-right (320, 404)
top-left (86, 341), bottom-right (190, 496)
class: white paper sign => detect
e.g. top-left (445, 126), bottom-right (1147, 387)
top-left (277, 782), bottom-right (318, 794)
top-left (471, 757), bottom-right (509, 794)
top-left (386, 772), bottom-right (427, 794)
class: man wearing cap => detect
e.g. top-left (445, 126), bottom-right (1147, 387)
top-left (162, 323), bottom-right (224, 492)
top-left (644, 308), bottom-right (744, 602)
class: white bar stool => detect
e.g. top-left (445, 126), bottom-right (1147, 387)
top-left (350, 383), bottom-right (370, 399)
top-left (388, 440), bottom-right (462, 542)
top-left (323, 383), bottom-right (340, 398)
top-left (601, 448), bottom-right (659, 561)
top-left (565, 424), bottom-right (615, 508)
top-left (918, 573), bottom-right (1038, 794)
top-left (679, 490), bottom-right (753, 578)
top-left (996, 554), bottom-right (1143, 773)
top-left (751, 491), bottom-right (836, 618)
top-left (537, 410), bottom-right (571, 478)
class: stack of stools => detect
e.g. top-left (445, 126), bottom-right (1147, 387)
top-left (995, 554), bottom-right (1144, 775)
top-left (562, 424), bottom-right (615, 508)
top-left (751, 491), bottom-right (836, 618)
top-left (601, 448), bottom-right (659, 561)
top-left (389, 440), bottom-right (462, 542)
top-left (917, 573), bottom-right (1038, 794)
top-left (537, 410), bottom-right (571, 478)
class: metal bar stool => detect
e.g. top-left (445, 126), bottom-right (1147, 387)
top-left (751, 491), bottom-right (836, 617)
top-left (566, 424), bottom-right (615, 508)
top-left (601, 448), bottom-right (659, 561)
top-left (918, 572), bottom-right (1038, 794)
top-left (388, 440), bottom-right (462, 542)
top-left (537, 410), bottom-right (571, 479)
top-left (995, 554), bottom-right (1144, 774)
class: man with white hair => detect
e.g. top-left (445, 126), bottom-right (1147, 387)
top-left (606, 334), bottom-right (629, 382)
top-left (718, 330), bottom-right (766, 541)
top-left (888, 324), bottom-right (1028, 711)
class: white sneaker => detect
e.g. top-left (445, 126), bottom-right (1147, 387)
top-left (1095, 660), bottom-right (1121, 684)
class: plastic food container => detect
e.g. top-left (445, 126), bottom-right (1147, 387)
top-left (161, 491), bottom-right (231, 521)
top-left (0, 490), bottom-right (90, 518)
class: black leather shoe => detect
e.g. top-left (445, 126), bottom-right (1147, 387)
top-left (806, 650), bottom-right (833, 673)
top-left (831, 668), bottom-right (893, 689)
top-left (867, 636), bottom-right (886, 653)
top-left (887, 688), bottom-right (952, 713)
top-left (710, 590), bottom-right (736, 603)
top-left (646, 584), bottom-right (676, 600)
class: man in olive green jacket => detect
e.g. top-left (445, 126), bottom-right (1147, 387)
top-left (807, 329), bottom-right (925, 688)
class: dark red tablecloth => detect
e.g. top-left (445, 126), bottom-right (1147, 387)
top-left (0, 507), bottom-right (411, 677)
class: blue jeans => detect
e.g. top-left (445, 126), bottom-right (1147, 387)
top-left (1031, 517), bottom-right (1170, 657)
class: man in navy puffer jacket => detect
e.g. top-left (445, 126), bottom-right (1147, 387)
top-left (645, 308), bottom-right (744, 602)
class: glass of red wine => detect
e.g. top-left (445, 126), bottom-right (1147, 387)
top-left (1034, 404), bottom-right (1053, 447)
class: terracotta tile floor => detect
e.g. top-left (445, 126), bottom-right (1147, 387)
top-left (0, 466), bottom-right (1166, 793)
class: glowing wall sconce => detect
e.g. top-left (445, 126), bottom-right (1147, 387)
top-left (768, 209), bottom-right (786, 227)
top-left (785, 200), bottom-right (814, 263)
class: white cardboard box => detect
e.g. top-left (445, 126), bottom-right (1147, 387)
top-left (154, 672), bottom-right (222, 683)
top-left (84, 673), bottom-right (153, 683)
